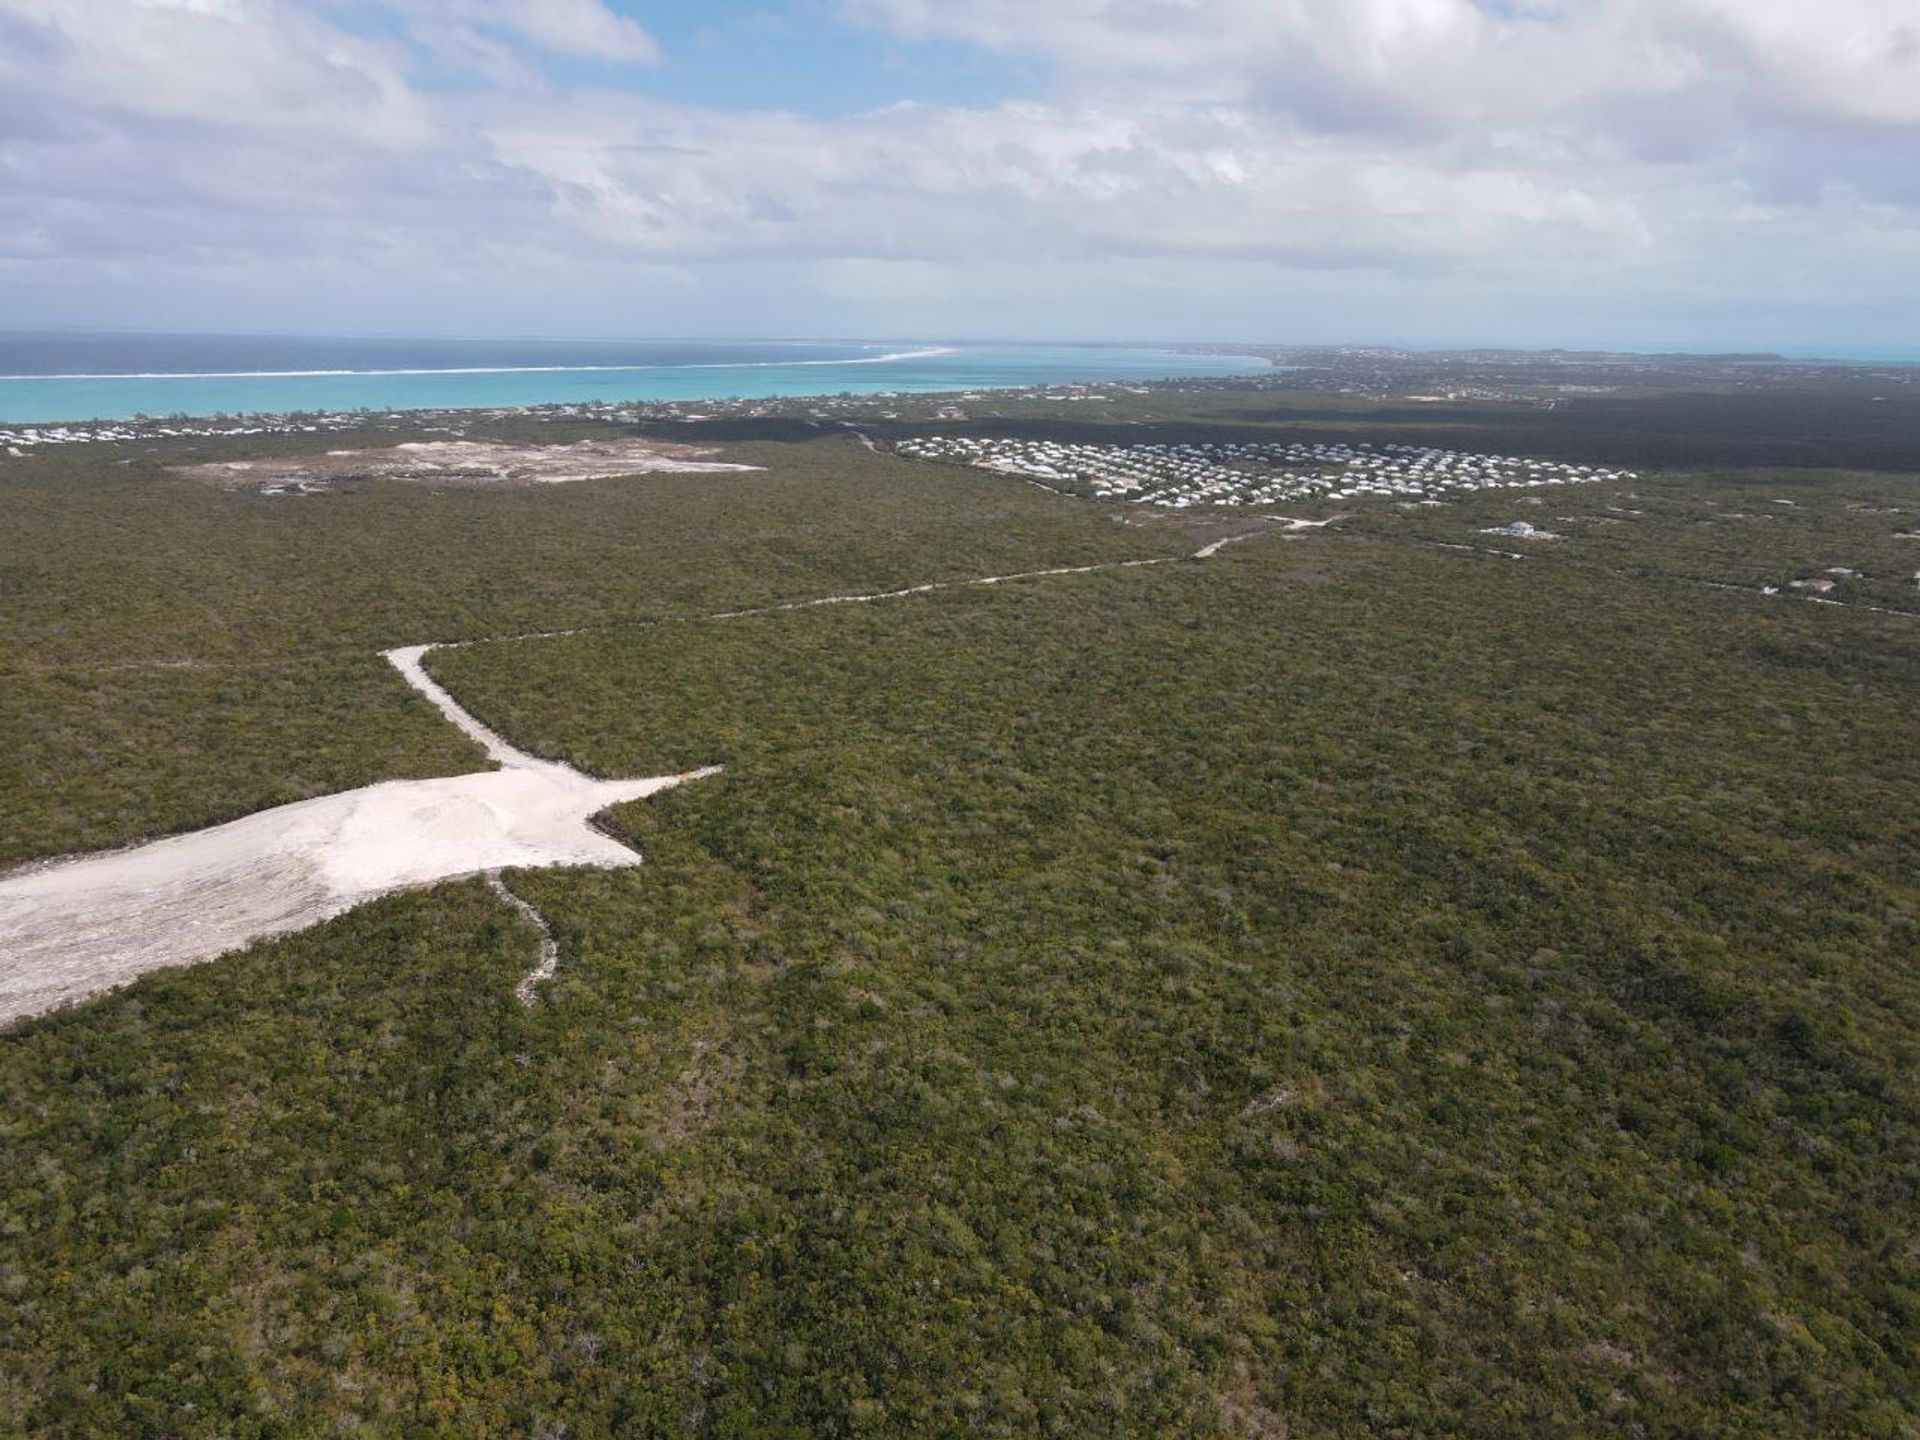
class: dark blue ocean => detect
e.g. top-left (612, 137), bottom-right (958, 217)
top-left (0, 335), bottom-right (1269, 423)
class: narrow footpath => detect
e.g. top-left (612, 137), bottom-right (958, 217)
top-left (0, 526), bottom-right (1302, 1026)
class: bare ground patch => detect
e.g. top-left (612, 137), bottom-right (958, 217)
top-left (1122, 508), bottom-right (1347, 556)
top-left (177, 437), bottom-right (762, 493)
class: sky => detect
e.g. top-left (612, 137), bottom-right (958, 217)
top-left (1, 0), bottom-right (1917, 350)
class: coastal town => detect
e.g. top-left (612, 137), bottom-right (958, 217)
top-left (893, 435), bottom-right (1633, 507)
top-left (0, 391), bottom-right (1043, 454)
top-left (6, 343), bottom-right (1916, 459)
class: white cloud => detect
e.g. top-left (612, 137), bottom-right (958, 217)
top-left (493, 0), bottom-right (657, 61)
top-left (394, 0), bottom-right (659, 68)
top-left (0, 0), bottom-right (433, 145)
top-left (846, 0), bottom-right (1920, 131)
top-left (0, 0), bottom-right (1913, 341)
top-left (475, 94), bottom-right (1656, 267)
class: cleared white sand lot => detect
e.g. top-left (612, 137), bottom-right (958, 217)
top-left (0, 646), bottom-right (717, 1026)
top-left (178, 438), bottom-right (764, 493)
top-left (1, 523), bottom-right (1315, 1027)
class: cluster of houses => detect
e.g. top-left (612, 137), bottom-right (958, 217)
top-left (0, 412), bottom-right (435, 456)
top-left (893, 436), bottom-right (1634, 508)
top-left (0, 380), bottom-right (1140, 456)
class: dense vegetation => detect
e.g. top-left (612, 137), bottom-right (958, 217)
top-left (1334, 466), bottom-right (1920, 614)
top-left (832, 372), bottom-right (1920, 475)
top-left (0, 432), bottom-right (1179, 865)
top-left (2, 389), bottom-right (1917, 1435)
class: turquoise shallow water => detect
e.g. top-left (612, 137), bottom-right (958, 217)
top-left (0, 342), bottom-right (1268, 424)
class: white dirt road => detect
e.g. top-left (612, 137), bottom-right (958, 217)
top-left (1191, 516), bottom-right (1341, 559)
top-left (0, 645), bottom-right (717, 1026)
top-left (1, 520), bottom-right (1315, 1028)
top-left (488, 872), bottom-right (562, 1005)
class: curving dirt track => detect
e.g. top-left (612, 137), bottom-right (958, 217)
top-left (1, 523), bottom-right (1307, 1027)
top-left (0, 646), bottom-right (717, 1026)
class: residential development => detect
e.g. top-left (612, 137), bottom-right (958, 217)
top-left (894, 436), bottom-right (1634, 507)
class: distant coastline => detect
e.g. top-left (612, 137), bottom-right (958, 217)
top-left (0, 339), bottom-right (1264, 424)
top-left (0, 346), bottom-right (964, 382)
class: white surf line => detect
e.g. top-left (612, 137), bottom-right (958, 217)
top-left (487, 872), bottom-right (561, 1006)
top-left (0, 348), bottom-right (960, 382)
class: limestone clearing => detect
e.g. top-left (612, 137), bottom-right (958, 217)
top-left (0, 645), bottom-right (717, 1026)
top-left (0, 523), bottom-right (1306, 1027)
top-left (178, 437), bottom-right (764, 494)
